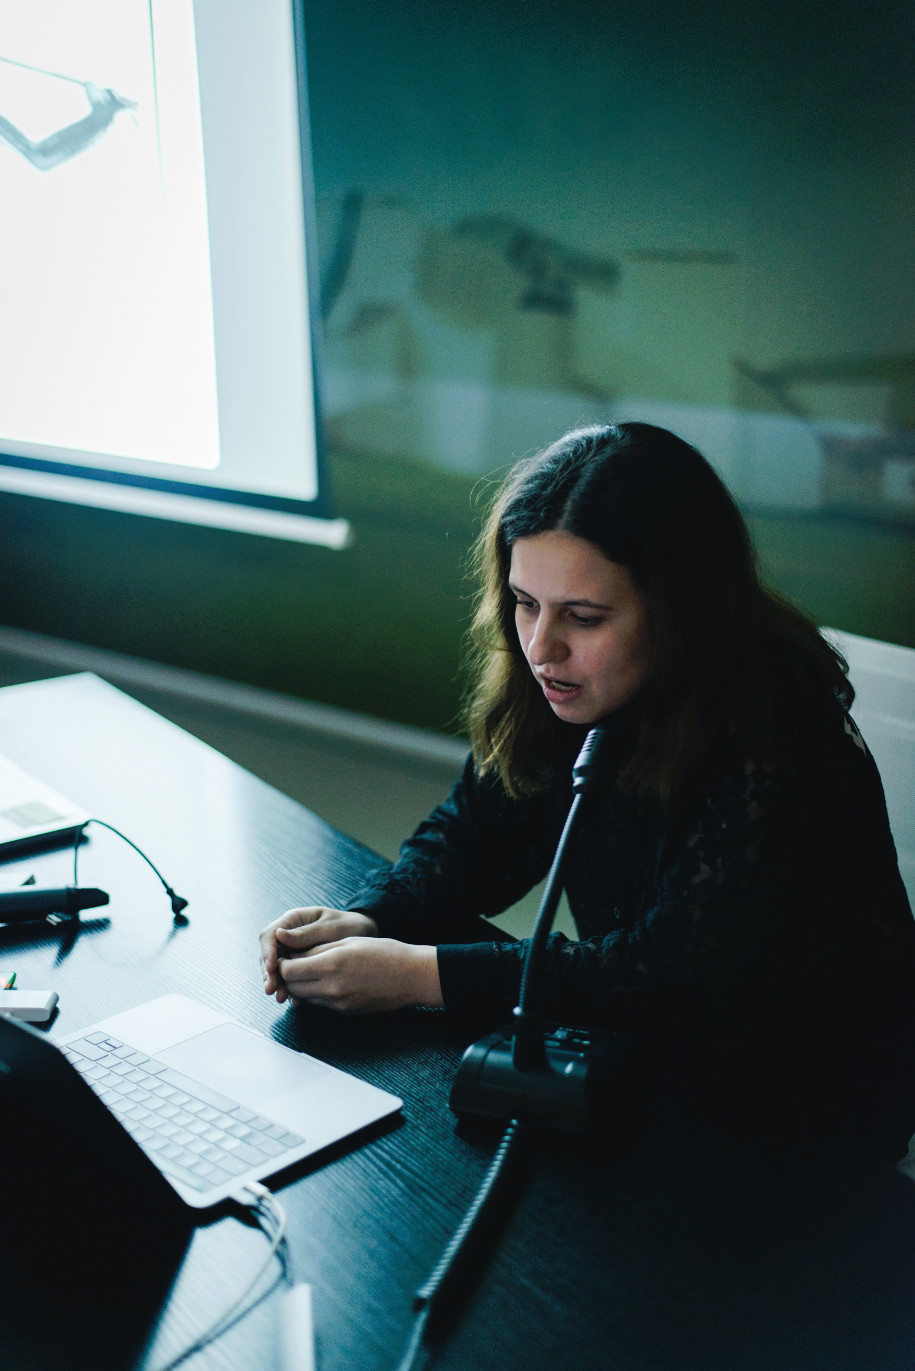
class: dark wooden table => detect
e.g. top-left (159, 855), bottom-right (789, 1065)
top-left (4, 673), bottom-right (915, 1371)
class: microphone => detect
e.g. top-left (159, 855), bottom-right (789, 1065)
top-left (450, 726), bottom-right (634, 1132)
top-left (0, 886), bottom-right (110, 924)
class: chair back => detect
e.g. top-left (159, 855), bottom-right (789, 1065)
top-left (826, 628), bottom-right (915, 909)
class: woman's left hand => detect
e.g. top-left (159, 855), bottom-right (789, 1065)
top-left (277, 936), bottom-right (443, 1014)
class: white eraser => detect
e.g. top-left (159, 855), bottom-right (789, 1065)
top-left (278, 1282), bottom-right (315, 1371)
top-left (0, 990), bottom-right (59, 1022)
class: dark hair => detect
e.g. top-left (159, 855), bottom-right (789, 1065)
top-left (465, 422), bottom-right (852, 807)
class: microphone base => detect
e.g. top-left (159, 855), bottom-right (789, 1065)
top-left (449, 1025), bottom-right (634, 1133)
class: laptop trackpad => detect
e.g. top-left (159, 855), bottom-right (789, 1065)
top-left (158, 1022), bottom-right (329, 1112)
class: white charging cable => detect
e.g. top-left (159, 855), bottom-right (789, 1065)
top-left (150, 1182), bottom-right (288, 1371)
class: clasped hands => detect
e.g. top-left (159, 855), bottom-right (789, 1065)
top-left (259, 906), bottom-right (443, 1014)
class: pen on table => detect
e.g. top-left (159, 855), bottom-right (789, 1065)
top-left (3, 973), bottom-right (16, 990)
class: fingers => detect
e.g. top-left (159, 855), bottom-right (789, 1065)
top-left (268, 910), bottom-right (378, 961)
top-left (275, 921), bottom-right (333, 952)
top-left (278, 946), bottom-right (355, 1012)
top-left (266, 907), bottom-right (322, 949)
top-left (260, 907), bottom-right (324, 986)
top-left (277, 944), bottom-right (336, 991)
top-left (260, 908), bottom-right (381, 1004)
top-left (275, 938), bottom-right (441, 1015)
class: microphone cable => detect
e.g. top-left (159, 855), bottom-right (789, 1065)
top-left (394, 1116), bottom-right (526, 1371)
top-left (72, 818), bottom-right (189, 924)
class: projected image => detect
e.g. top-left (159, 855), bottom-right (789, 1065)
top-left (0, 64), bottom-right (137, 171)
top-left (0, 0), bottom-right (220, 471)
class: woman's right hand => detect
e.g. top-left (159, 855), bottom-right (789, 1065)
top-left (260, 906), bottom-right (379, 1003)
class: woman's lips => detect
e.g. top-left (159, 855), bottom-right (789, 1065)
top-left (539, 676), bottom-right (583, 705)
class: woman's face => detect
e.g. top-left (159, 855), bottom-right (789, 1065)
top-left (509, 530), bottom-right (651, 725)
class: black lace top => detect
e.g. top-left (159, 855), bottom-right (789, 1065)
top-left (351, 699), bottom-right (915, 1143)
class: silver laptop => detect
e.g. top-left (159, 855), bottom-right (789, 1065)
top-left (56, 993), bottom-right (402, 1208)
top-left (0, 753), bottom-right (89, 854)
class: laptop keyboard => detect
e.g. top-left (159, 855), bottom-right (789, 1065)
top-left (62, 1031), bottom-right (305, 1194)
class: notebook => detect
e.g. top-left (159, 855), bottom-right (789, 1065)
top-left (0, 752), bottom-right (90, 855)
top-left (46, 993), bottom-right (402, 1209)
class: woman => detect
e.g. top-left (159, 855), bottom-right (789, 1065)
top-left (260, 422), bottom-right (915, 1151)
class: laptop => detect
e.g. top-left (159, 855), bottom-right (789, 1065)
top-left (0, 752), bottom-right (90, 855)
top-left (33, 992), bottom-right (403, 1209)
top-left (0, 997), bottom-right (400, 1367)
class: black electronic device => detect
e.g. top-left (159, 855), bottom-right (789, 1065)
top-left (0, 884), bottom-right (109, 923)
top-left (450, 1025), bottom-right (633, 1132)
top-left (450, 726), bottom-right (634, 1131)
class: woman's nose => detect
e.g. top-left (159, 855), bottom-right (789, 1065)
top-left (528, 615), bottom-right (568, 666)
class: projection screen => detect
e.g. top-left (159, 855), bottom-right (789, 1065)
top-left (0, 0), bottom-right (346, 547)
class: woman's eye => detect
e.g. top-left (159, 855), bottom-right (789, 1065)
top-left (514, 599), bottom-right (536, 613)
top-left (571, 613), bottom-right (600, 627)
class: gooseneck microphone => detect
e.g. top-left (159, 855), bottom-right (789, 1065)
top-left (512, 726), bottom-right (609, 1071)
top-left (450, 725), bottom-right (634, 1132)
top-left (401, 730), bottom-right (629, 1369)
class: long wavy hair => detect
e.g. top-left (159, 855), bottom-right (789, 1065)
top-left (465, 422), bottom-right (852, 809)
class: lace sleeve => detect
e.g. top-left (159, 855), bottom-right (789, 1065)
top-left (349, 755), bottom-right (565, 943)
